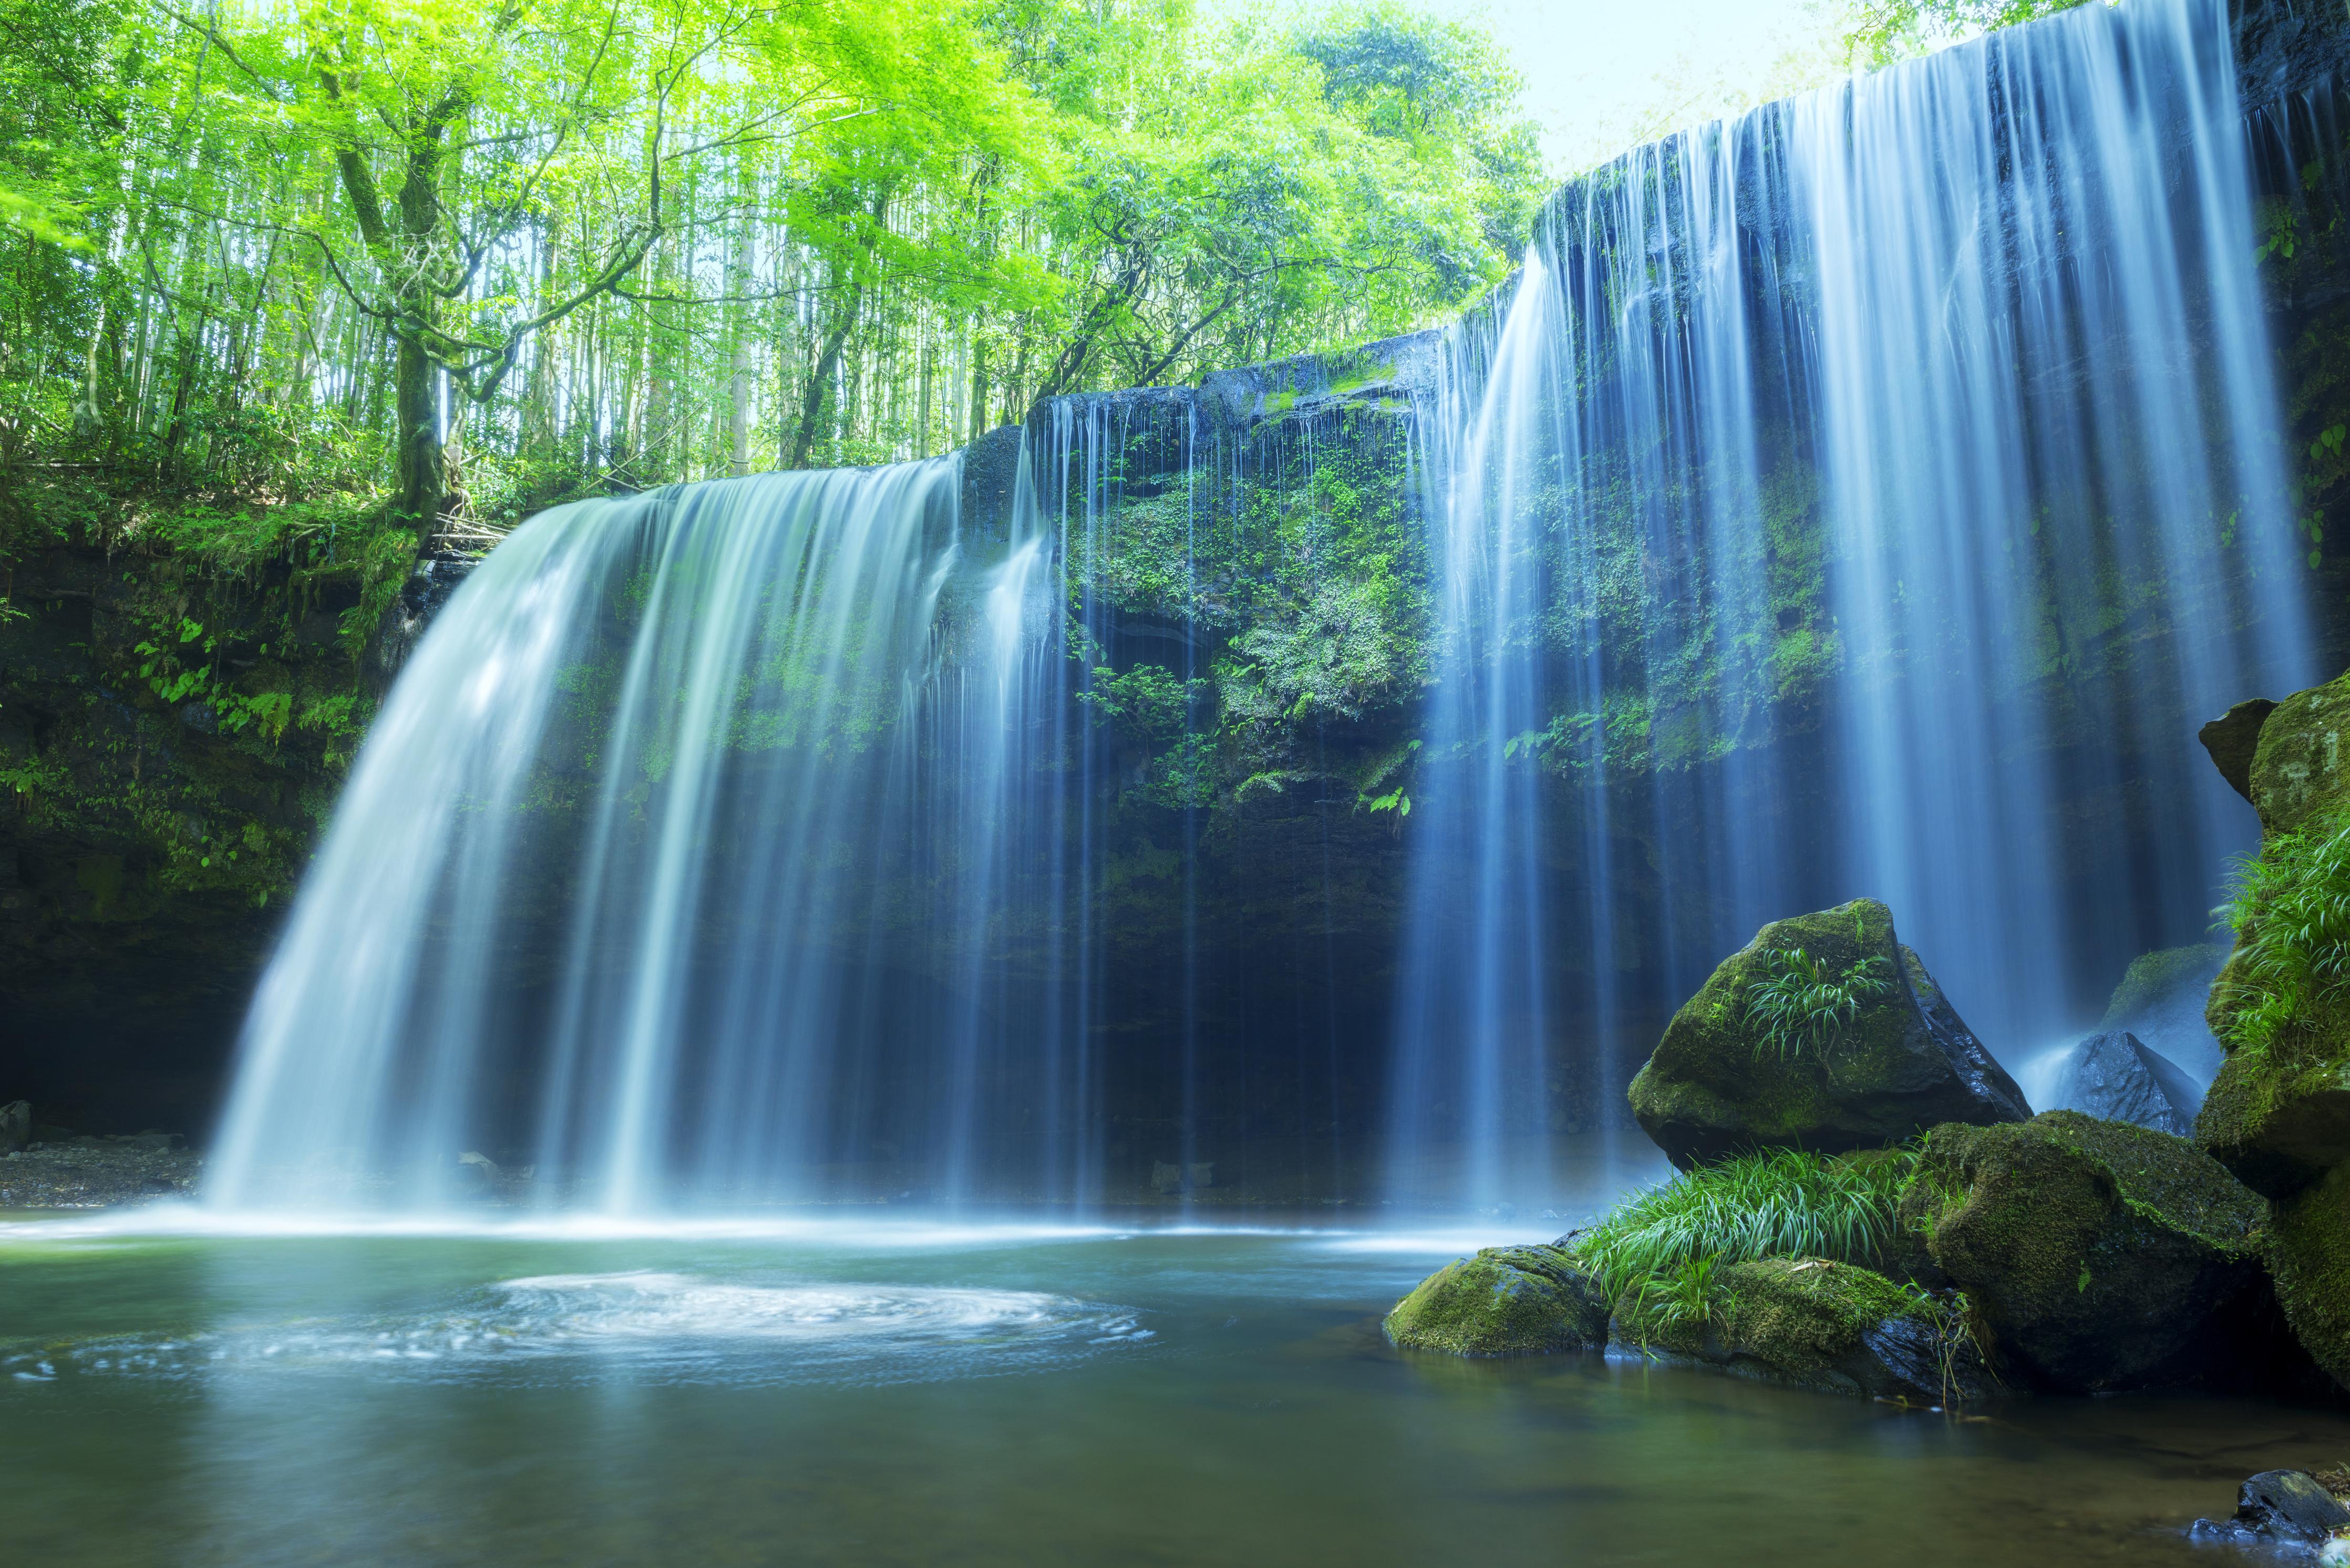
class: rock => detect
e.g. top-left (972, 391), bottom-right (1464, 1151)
top-left (2242, 669), bottom-right (2350, 839)
top-left (2200, 697), bottom-right (2279, 804)
top-left (2199, 1039), bottom-right (2350, 1201)
top-left (2190, 1470), bottom-right (2350, 1548)
top-left (454, 1150), bottom-right (504, 1195)
top-left (2046, 1031), bottom-right (2200, 1136)
top-left (1899, 1111), bottom-right (2265, 1391)
top-left (2264, 1163), bottom-right (2350, 1391)
top-left (2099, 944), bottom-right (2228, 1081)
top-left (0, 1100), bottom-right (28, 1155)
top-left (1610, 1257), bottom-right (1993, 1402)
top-left (1150, 1161), bottom-right (1184, 1194)
top-left (1384, 1245), bottom-right (1611, 1356)
top-left (1628, 899), bottom-right (2029, 1169)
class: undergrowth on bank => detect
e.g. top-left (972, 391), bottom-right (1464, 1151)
top-left (1569, 1147), bottom-right (1914, 1303)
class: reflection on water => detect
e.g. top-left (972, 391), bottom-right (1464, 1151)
top-left (2, 1220), bottom-right (2342, 1565)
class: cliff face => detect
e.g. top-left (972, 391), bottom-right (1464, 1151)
top-left (8, 0), bottom-right (2350, 1157)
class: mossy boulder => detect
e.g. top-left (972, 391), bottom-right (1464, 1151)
top-left (2240, 668), bottom-right (2350, 839)
top-left (1610, 1257), bottom-right (1990, 1402)
top-left (1628, 899), bottom-right (2029, 1169)
top-left (1383, 1245), bottom-right (1610, 1356)
top-left (2264, 1163), bottom-right (2350, 1391)
top-left (1900, 1111), bottom-right (2266, 1391)
top-left (2196, 672), bottom-right (2350, 1200)
top-left (2196, 1028), bottom-right (2350, 1199)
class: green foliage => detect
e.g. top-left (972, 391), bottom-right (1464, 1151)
top-left (1570, 1147), bottom-right (1914, 1305)
top-left (1743, 947), bottom-right (1894, 1060)
top-left (2213, 816), bottom-right (2350, 1055)
top-left (1632, 1253), bottom-right (1724, 1332)
top-left (0, 0), bottom-right (1545, 512)
top-left (1842, 0), bottom-right (2093, 69)
top-left (1079, 663), bottom-right (1205, 744)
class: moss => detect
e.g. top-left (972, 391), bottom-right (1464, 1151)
top-left (0, 471), bottom-right (406, 1009)
top-left (2103, 944), bottom-right (2229, 1028)
top-left (2269, 1162), bottom-right (2350, 1389)
top-left (1612, 1256), bottom-right (1980, 1401)
top-left (1384, 1244), bottom-right (1610, 1356)
top-left (1629, 898), bottom-right (2021, 1165)
top-left (2199, 802), bottom-right (2350, 1196)
top-left (1901, 1111), bottom-right (2264, 1390)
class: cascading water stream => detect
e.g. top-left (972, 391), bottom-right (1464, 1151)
top-left (205, 0), bottom-right (2317, 1219)
top-left (208, 462), bottom-right (1096, 1210)
top-left (1384, 0), bottom-right (2313, 1210)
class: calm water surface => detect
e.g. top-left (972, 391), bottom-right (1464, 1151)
top-left (2, 1211), bottom-right (2339, 1566)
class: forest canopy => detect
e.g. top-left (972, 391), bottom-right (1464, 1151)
top-left (0, 0), bottom-right (2098, 551)
top-left (0, 0), bottom-right (1543, 537)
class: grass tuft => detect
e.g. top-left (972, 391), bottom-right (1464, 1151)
top-left (2215, 816), bottom-right (2350, 1054)
top-left (1744, 946), bottom-right (1894, 1059)
top-left (1569, 1147), bottom-right (1914, 1304)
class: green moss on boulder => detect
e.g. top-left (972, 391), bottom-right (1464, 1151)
top-left (2265, 1163), bottom-right (2350, 1391)
top-left (2197, 1024), bottom-right (2350, 1200)
top-left (1383, 1244), bottom-right (1610, 1356)
top-left (2244, 669), bottom-right (2350, 839)
top-left (1901, 1111), bottom-right (2265, 1391)
top-left (1612, 1257), bottom-right (1988, 1402)
top-left (1628, 899), bottom-right (2029, 1168)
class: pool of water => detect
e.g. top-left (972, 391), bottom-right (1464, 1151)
top-left (2, 1209), bottom-right (2338, 1565)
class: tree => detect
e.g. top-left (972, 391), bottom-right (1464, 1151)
top-left (1842, 0), bottom-right (2092, 68)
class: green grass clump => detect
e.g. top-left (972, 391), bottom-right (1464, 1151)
top-left (1570, 1147), bottom-right (1914, 1304)
top-left (1744, 946), bottom-right (1893, 1059)
top-left (2214, 816), bottom-right (2350, 1054)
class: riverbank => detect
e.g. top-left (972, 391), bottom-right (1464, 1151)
top-left (1, 1138), bottom-right (202, 1208)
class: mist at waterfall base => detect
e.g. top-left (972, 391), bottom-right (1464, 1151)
top-left (206, 0), bottom-right (2312, 1217)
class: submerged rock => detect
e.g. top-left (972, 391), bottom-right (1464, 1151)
top-left (1611, 1257), bottom-right (1991, 1403)
top-left (2047, 1031), bottom-right (2201, 1136)
top-left (1628, 899), bottom-right (2029, 1169)
top-left (2190, 1470), bottom-right (2350, 1549)
top-left (1384, 1245), bottom-right (1610, 1356)
top-left (0, 1100), bottom-right (28, 1155)
top-left (1900, 1111), bottom-right (2265, 1391)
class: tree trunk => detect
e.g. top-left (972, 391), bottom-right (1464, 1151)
top-left (392, 304), bottom-right (442, 536)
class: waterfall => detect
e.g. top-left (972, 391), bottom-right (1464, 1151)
top-left (207, 462), bottom-right (1099, 1210)
top-left (207, 0), bottom-right (2317, 1217)
top-left (1385, 0), bottom-right (2312, 1210)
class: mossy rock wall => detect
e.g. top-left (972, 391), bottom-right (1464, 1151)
top-left (0, 473), bottom-right (420, 1130)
